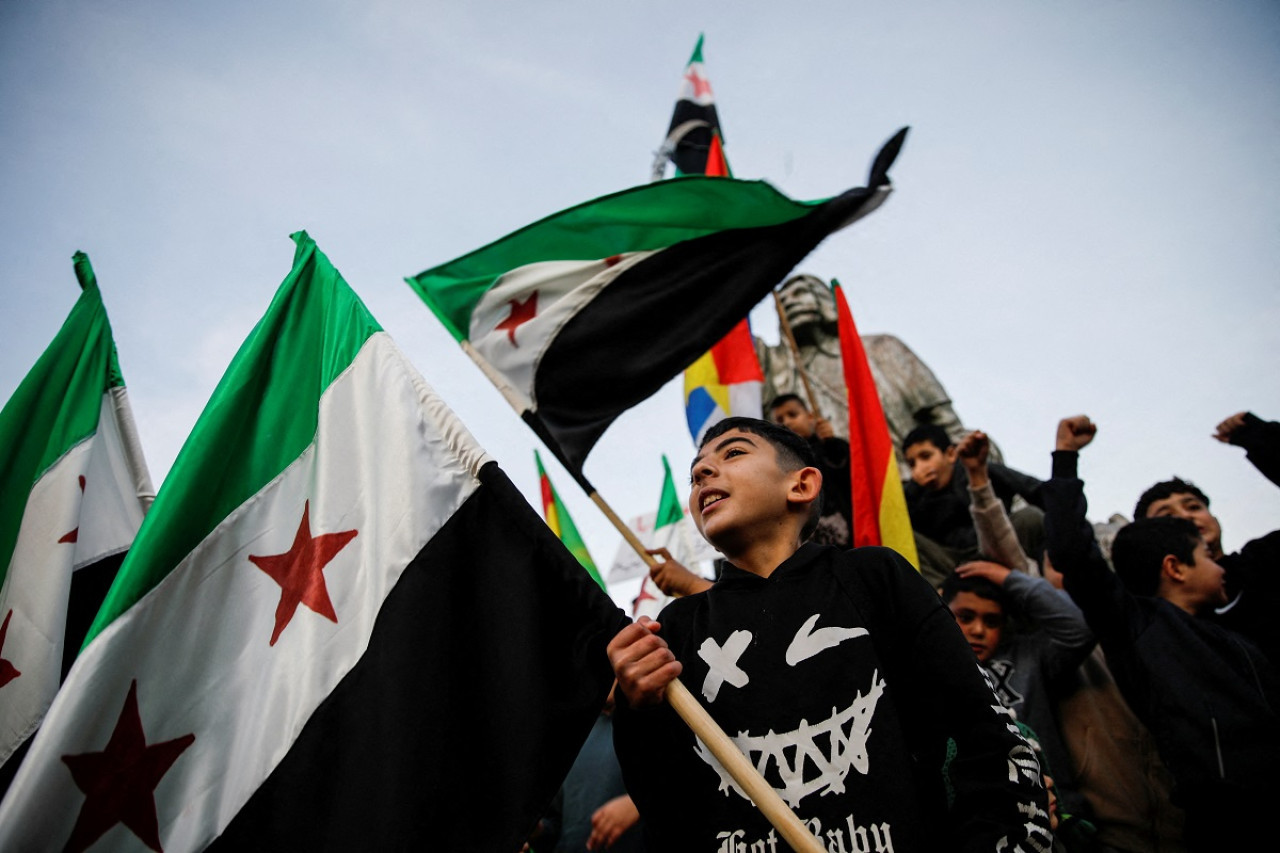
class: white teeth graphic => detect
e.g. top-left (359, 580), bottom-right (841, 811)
top-left (702, 493), bottom-right (725, 509)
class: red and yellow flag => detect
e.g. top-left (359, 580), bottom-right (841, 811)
top-left (833, 281), bottom-right (918, 567)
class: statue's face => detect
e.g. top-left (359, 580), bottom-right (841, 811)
top-left (778, 275), bottom-right (837, 329)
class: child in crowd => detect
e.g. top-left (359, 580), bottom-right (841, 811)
top-left (940, 567), bottom-right (1096, 843)
top-left (961, 427), bottom-right (1185, 853)
top-left (903, 423), bottom-right (1045, 581)
top-left (1132, 410), bottom-right (1280, 665)
top-left (1044, 415), bottom-right (1280, 851)
top-left (607, 417), bottom-right (1050, 851)
top-left (767, 393), bottom-right (853, 548)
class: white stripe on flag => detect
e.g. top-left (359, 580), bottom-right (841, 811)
top-left (469, 252), bottom-right (653, 402)
top-left (0, 393), bottom-right (146, 764)
top-left (0, 333), bottom-right (491, 851)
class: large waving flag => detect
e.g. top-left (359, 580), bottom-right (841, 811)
top-left (652, 33), bottom-right (731, 180)
top-left (833, 281), bottom-right (918, 567)
top-left (0, 232), bottom-right (627, 852)
top-left (535, 449), bottom-right (604, 589)
top-left (0, 253), bottom-right (153, 792)
top-left (408, 128), bottom-right (906, 489)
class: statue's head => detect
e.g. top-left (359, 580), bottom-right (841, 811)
top-left (778, 274), bottom-right (838, 331)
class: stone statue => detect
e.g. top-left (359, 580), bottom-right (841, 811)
top-left (754, 274), bottom-right (996, 472)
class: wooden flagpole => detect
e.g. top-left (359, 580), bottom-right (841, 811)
top-left (772, 288), bottom-right (823, 419)
top-left (458, 340), bottom-right (825, 853)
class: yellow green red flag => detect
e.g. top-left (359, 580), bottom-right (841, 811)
top-left (535, 450), bottom-right (605, 589)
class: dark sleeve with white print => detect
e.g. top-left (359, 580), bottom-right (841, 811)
top-left (613, 543), bottom-right (1051, 852)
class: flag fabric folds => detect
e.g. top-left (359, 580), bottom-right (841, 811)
top-left (535, 449), bottom-right (605, 589)
top-left (683, 317), bottom-right (765, 445)
top-left (0, 232), bottom-right (628, 852)
top-left (833, 281), bottom-right (919, 567)
top-left (407, 127), bottom-right (906, 488)
top-left (653, 33), bottom-right (730, 179)
top-left (0, 252), bottom-right (153, 791)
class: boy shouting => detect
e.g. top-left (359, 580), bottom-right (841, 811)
top-left (608, 418), bottom-right (1050, 851)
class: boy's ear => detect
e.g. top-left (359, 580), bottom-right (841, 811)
top-left (788, 466), bottom-right (823, 506)
top-left (943, 444), bottom-right (959, 463)
top-left (1160, 553), bottom-right (1186, 584)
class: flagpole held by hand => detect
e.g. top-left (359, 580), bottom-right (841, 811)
top-left (462, 340), bottom-right (824, 852)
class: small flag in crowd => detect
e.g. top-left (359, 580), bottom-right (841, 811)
top-left (0, 232), bottom-right (627, 852)
top-left (407, 127), bottom-right (906, 489)
top-left (536, 449), bottom-right (605, 589)
top-left (833, 280), bottom-right (918, 566)
top-left (653, 33), bottom-right (730, 179)
top-left (0, 252), bottom-right (153, 793)
top-left (611, 456), bottom-right (717, 617)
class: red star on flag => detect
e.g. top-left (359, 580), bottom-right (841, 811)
top-left (684, 68), bottom-right (713, 99)
top-left (0, 609), bottom-right (20, 689)
top-left (61, 680), bottom-right (195, 853)
top-left (249, 500), bottom-right (358, 646)
top-left (494, 292), bottom-right (538, 346)
top-left (58, 475), bottom-right (87, 544)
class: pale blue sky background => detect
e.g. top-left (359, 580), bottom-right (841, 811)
top-left (3, 1), bottom-right (1277, 610)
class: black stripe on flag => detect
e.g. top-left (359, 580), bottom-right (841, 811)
top-left (210, 462), bottom-right (628, 851)
top-left (665, 97), bottom-right (723, 176)
top-left (532, 156), bottom-right (901, 482)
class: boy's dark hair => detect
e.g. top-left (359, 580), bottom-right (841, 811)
top-left (1109, 516), bottom-right (1201, 598)
top-left (767, 393), bottom-right (808, 413)
top-left (902, 423), bottom-right (952, 455)
top-left (698, 417), bottom-right (823, 539)
top-left (1133, 477), bottom-right (1211, 521)
top-left (939, 572), bottom-right (1006, 606)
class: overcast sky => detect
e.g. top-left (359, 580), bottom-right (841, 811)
top-left (3, 0), bottom-right (1277, 610)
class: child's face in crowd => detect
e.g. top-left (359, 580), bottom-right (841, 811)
top-left (1182, 538), bottom-right (1228, 611)
top-left (905, 440), bottom-right (957, 490)
top-left (770, 400), bottom-right (816, 439)
top-left (948, 591), bottom-right (1005, 662)
top-left (689, 429), bottom-right (795, 548)
top-left (1144, 492), bottom-right (1223, 558)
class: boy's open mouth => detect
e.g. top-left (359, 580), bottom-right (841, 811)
top-left (700, 490), bottom-right (727, 510)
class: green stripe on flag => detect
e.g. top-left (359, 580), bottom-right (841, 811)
top-left (688, 32), bottom-right (705, 65)
top-left (656, 455), bottom-right (684, 530)
top-left (87, 231), bottom-right (381, 644)
top-left (406, 177), bottom-right (826, 342)
top-left (0, 253), bottom-right (122, 591)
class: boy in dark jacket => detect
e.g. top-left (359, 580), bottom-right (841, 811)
top-left (1044, 415), bottom-right (1280, 851)
top-left (607, 417), bottom-right (1050, 851)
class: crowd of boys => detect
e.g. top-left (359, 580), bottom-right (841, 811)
top-left (524, 394), bottom-right (1278, 851)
